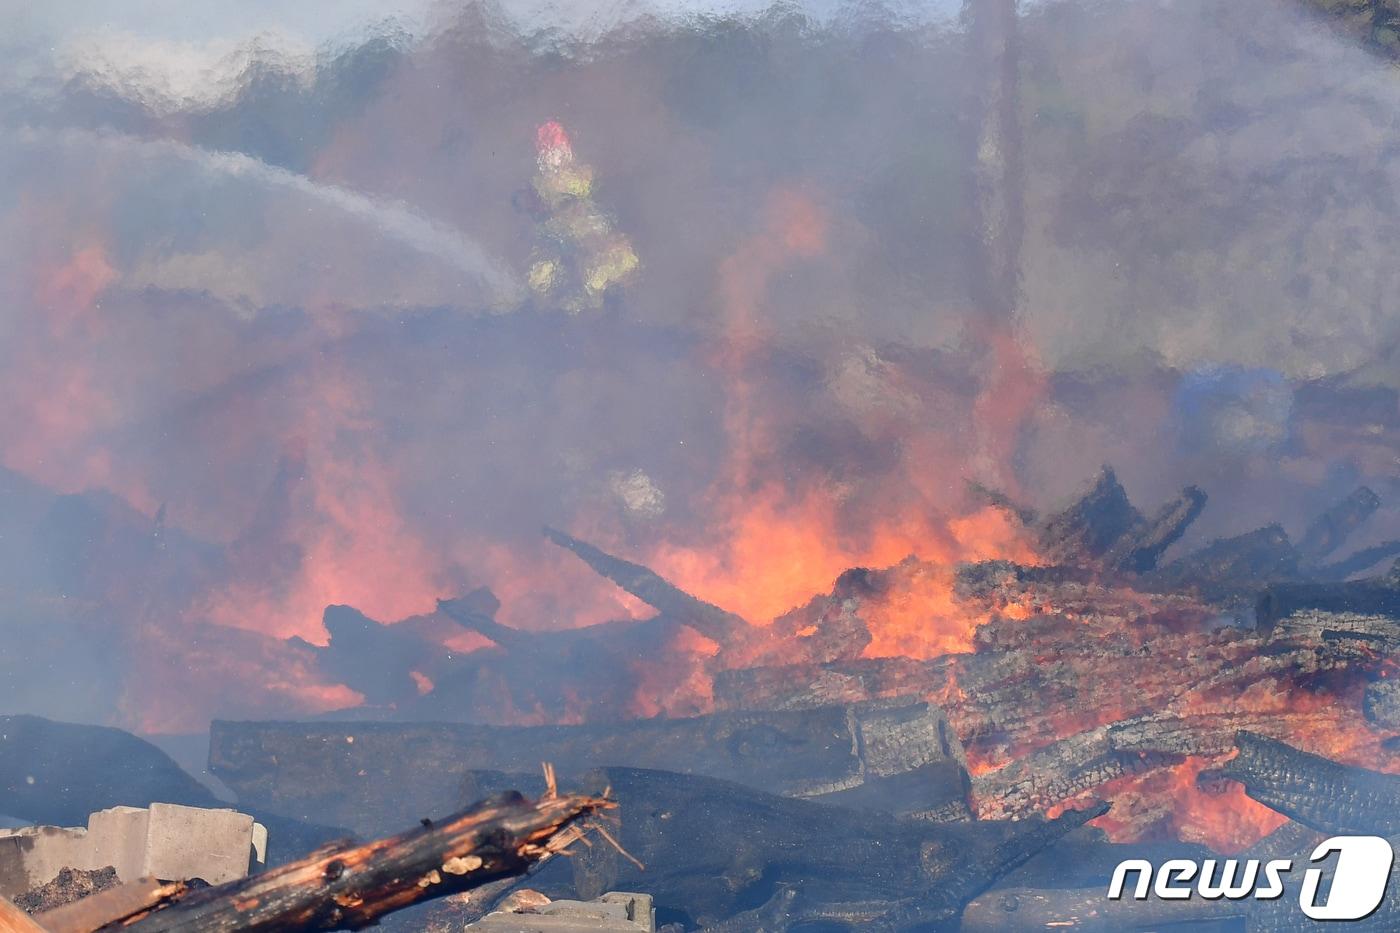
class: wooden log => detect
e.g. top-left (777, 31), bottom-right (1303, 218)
top-left (209, 700), bottom-right (967, 836)
top-left (1317, 539), bottom-right (1400, 580)
top-left (0, 897), bottom-right (47, 933)
top-left (1037, 468), bottom-right (1143, 566)
top-left (973, 711), bottom-right (1358, 820)
top-left (542, 526), bottom-right (751, 643)
top-left (1148, 524), bottom-right (1302, 603)
top-left (1298, 486), bottom-right (1381, 562)
top-left (1217, 732), bottom-right (1400, 836)
top-left (1105, 485), bottom-right (1207, 573)
top-left (116, 790), bottom-right (608, 933)
top-left (34, 880), bottom-right (185, 933)
top-left (1256, 562), bottom-right (1400, 629)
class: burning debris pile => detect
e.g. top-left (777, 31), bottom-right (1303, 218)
top-left (145, 466), bottom-right (1400, 929)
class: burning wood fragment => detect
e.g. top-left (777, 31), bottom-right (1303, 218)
top-left (542, 526), bottom-right (752, 645)
top-left (102, 789), bottom-right (610, 933)
top-left (541, 527), bottom-right (876, 666)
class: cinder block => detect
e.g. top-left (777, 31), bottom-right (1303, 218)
top-left (86, 806), bottom-right (150, 882)
top-left (0, 826), bottom-right (93, 898)
top-left (141, 804), bottom-right (257, 885)
top-left (0, 803), bottom-right (266, 898)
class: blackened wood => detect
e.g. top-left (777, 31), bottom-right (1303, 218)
top-left (1148, 524), bottom-right (1302, 603)
top-left (1256, 562), bottom-right (1400, 629)
top-left (531, 766), bottom-right (1105, 930)
top-left (116, 791), bottom-right (607, 933)
top-left (209, 701), bottom-right (966, 836)
top-left (542, 526), bottom-right (751, 642)
top-left (1218, 732), bottom-right (1400, 836)
top-left (1105, 485), bottom-right (1207, 573)
top-left (1298, 486), bottom-right (1380, 562)
top-left (1037, 468), bottom-right (1143, 566)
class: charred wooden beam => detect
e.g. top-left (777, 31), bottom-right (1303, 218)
top-left (542, 526), bottom-right (752, 641)
top-left (1038, 468), bottom-right (1143, 566)
top-left (1317, 539), bottom-right (1400, 580)
top-left (1298, 486), bottom-right (1381, 562)
top-left (1147, 524), bottom-right (1302, 602)
top-left (1217, 732), bottom-right (1400, 836)
top-left (966, 480), bottom-right (1037, 526)
top-left (972, 712), bottom-right (1352, 820)
top-left (210, 701), bottom-right (966, 837)
top-left (1105, 485), bottom-right (1207, 573)
top-left (1256, 562), bottom-right (1400, 629)
top-left (530, 766), bottom-right (1105, 930)
top-left (115, 790), bottom-right (608, 933)
top-left (436, 596), bottom-right (534, 652)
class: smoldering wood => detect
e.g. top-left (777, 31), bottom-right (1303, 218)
top-left (1365, 677), bottom-right (1400, 730)
top-left (1105, 485), bottom-right (1207, 573)
top-left (713, 593), bottom-right (1379, 779)
top-left (1316, 539), bottom-right (1400, 580)
top-left (1240, 817), bottom-right (1400, 932)
top-left (1147, 524), bottom-right (1303, 602)
top-left (1218, 732), bottom-right (1400, 836)
top-left (113, 790), bottom-right (608, 933)
top-left (1298, 486), bottom-right (1381, 561)
top-left (526, 767), bottom-right (1105, 931)
top-left (1255, 561), bottom-right (1400, 629)
top-left (1037, 468), bottom-right (1144, 566)
top-left (209, 700), bottom-right (968, 837)
top-left (970, 712), bottom-right (1344, 820)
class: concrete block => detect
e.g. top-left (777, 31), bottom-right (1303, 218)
top-left (0, 803), bottom-right (266, 898)
top-left (142, 803), bottom-right (257, 886)
top-left (86, 806), bottom-right (150, 882)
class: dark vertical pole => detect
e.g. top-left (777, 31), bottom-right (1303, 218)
top-left (966, 0), bottom-right (1023, 320)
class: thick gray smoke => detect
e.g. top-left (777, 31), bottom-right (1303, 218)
top-left (0, 0), bottom-right (1398, 731)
